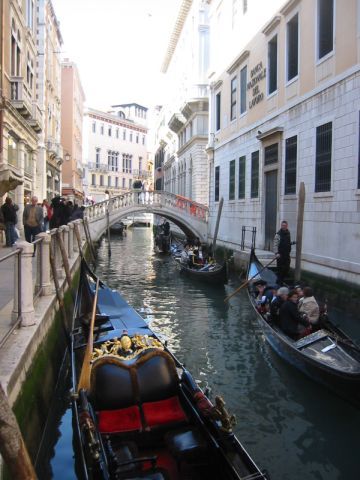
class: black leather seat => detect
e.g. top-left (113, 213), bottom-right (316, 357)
top-left (165, 427), bottom-right (207, 464)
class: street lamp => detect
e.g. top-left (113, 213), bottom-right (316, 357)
top-left (65, 153), bottom-right (71, 161)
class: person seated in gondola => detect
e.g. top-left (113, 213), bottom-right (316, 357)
top-left (191, 249), bottom-right (203, 268)
top-left (279, 290), bottom-right (312, 340)
top-left (298, 286), bottom-right (320, 327)
top-left (253, 280), bottom-right (270, 314)
top-left (270, 287), bottom-right (289, 325)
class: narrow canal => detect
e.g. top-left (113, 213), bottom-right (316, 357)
top-left (36, 228), bottom-right (360, 479)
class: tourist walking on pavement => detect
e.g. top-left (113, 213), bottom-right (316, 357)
top-left (273, 220), bottom-right (295, 285)
top-left (1, 197), bottom-right (19, 246)
top-left (23, 196), bottom-right (43, 244)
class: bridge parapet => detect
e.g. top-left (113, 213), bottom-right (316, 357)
top-left (85, 191), bottom-right (209, 241)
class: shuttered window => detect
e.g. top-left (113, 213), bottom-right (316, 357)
top-left (264, 143), bottom-right (278, 166)
top-left (251, 151), bottom-right (259, 198)
top-left (268, 35), bottom-right (277, 94)
top-left (230, 77), bottom-right (237, 121)
top-left (285, 136), bottom-right (297, 195)
top-left (318, 0), bottom-right (334, 59)
top-left (240, 66), bottom-right (247, 114)
top-left (315, 122), bottom-right (332, 192)
top-left (216, 93), bottom-right (221, 131)
top-left (229, 160), bottom-right (235, 200)
top-left (238, 156), bottom-right (246, 199)
top-left (287, 14), bottom-right (298, 81)
top-left (215, 166), bottom-right (220, 202)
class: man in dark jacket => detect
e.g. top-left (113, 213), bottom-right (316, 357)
top-left (270, 286), bottom-right (289, 325)
top-left (1, 197), bottom-right (19, 246)
top-left (279, 290), bottom-right (311, 339)
top-left (273, 220), bottom-right (295, 284)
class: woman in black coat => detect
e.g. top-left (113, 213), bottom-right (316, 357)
top-left (279, 290), bottom-right (311, 339)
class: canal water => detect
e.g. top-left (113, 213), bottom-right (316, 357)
top-left (36, 228), bottom-right (360, 480)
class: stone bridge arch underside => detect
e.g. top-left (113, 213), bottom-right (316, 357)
top-left (85, 192), bottom-right (209, 243)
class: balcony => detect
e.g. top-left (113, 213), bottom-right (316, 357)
top-left (28, 103), bottom-right (42, 133)
top-left (132, 169), bottom-right (153, 179)
top-left (87, 162), bottom-right (109, 173)
top-left (46, 137), bottom-right (63, 159)
top-left (10, 77), bottom-right (32, 118)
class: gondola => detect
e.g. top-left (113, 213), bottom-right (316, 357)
top-left (109, 222), bottom-right (125, 235)
top-left (71, 259), bottom-right (268, 480)
top-left (247, 249), bottom-right (360, 400)
top-left (176, 260), bottom-right (227, 285)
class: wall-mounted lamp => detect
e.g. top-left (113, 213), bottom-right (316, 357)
top-left (65, 153), bottom-right (71, 161)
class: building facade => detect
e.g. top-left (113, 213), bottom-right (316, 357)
top-left (0, 0), bottom-right (42, 226)
top-left (84, 107), bottom-right (149, 203)
top-left (207, 0), bottom-right (360, 284)
top-left (36, 0), bottom-right (63, 202)
top-left (155, 0), bottom-right (210, 206)
top-left (61, 60), bottom-right (85, 203)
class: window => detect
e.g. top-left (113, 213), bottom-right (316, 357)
top-left (95, 148), bottom-right (100, 168)
top-left (139, 157), bottom-right (143, 173)
top-left (238, 156), bottom-right (246, 199)
top-left (108, 151), bottom-right (112, 170)
top-left (123, 129), bottom-right (126, 140)
top-left (318, 0), bottom-right (334, 59)
top-left (251, 151), bottom-right (259, 198)
top-left (229, 160), bottom-right (236, 200)
top-left (264, 143), bottom-right (278, 166)
top-left (130, 132), bottom-right (133, 142)
top-left (122, 178), bottom-right (125, 188)
top-left (142, 136), bottom-right (145, 145)
top-left (315, 122), bottom-right (332, 192)
top-left (26, 0), bottom-right (34, 30)
top-left (108, 176), bottom-right (111, 187)
top-left (26, 53), bottom-right (34, 89)
top-left (215, 92), bottom-right (221, 131)
top-left (100, 175), bottom-right (104, 186)
top-left (240, 66), bottom-right (247, 114)
top-left (108, 126), bottom-right (112, 137)
top-left (136, 134), bottom-right (139, 144)
top-left (285, 136), bottom-right (297, 195)
top-left (268, 35), bottom-right (278, 95)
top-left (215, 166), bottom-right (220, 202)
top-left (100, 124), bottom-right (104, 135)
top-left (243, 0), bottom-right (248, 14)
top-left (11, 22), bottom-right (21, 76)
top-left (116, 128), bottom-right (119, 138)
top-left (287, 14), bottom-right (299, 81)
top-left (92, 121), bottom-right (96, 133)
top-left (115, 177), bottom-right (119, 188)
top-left (129, 179), bottom-right (132, 189)
top-left (91, 174), bottom-right (96, 186)
top-left (230, 77), bottom-right (237, 121)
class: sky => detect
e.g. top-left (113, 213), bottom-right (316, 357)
top-left (52, 0), bottom-right (181, 111)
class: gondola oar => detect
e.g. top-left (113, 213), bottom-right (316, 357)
top-left (224, 256), bottom-right (277, 303)
top-left (77, 277), bottom-right (100, 392)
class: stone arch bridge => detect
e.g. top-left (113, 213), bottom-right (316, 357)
top-left (85, 191), bottom-right (209, 242)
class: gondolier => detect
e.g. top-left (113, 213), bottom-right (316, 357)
top-left (273, 220), bottom-right (295, 285)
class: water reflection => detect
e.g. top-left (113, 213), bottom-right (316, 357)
top-left (38, 228), bottom-right (360, 479)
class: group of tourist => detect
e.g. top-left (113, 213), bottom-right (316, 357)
top-left (253, 280), bottom-right (322, 340)
top-left (1, 195), bottom-right (85, 247)
top-left (180, 240), bottom-right (215, 271)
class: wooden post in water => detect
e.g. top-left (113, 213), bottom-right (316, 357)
top-left (106, 209), bottom-right (111, 257)
top-left (0, 383), bottom-right (37, 480)
top-left (212, 197), bottom-right (224, 260)
top-left (294, 182), bottom-right (305, 282)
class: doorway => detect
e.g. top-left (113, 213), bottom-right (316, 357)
top-left (264, 170), bottom-right (277, 250)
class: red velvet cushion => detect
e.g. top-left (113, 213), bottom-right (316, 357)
top-left (142, 396), bottom-right (187, 428)
top-left (98, 405), bottom-right (141, 433)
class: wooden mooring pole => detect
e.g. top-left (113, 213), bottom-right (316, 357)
top-left (294, 182), bottom-right (305, 282)
top-left (0, 383), bottom-right (37, 479)
top-left (212, 197), bottom-right (224, 260)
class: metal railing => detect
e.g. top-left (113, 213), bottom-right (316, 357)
top-left (240, 226), bottom-right (256, 251)
top-left (0, 249), bottom-right (22, 349)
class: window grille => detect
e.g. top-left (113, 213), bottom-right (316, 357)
top-left (251, 151), bottom-right (259, 198)
top-left (229, 160), bottom-right (235, 200)
top-left (215, 166), bottom-right (220, 201)
top-left (264, 143), bottom-right (278, 166)
top-left (285, 136), bottom-right (297, 195)
top-left (238, 156), bottom-right (246, 199)
top-left (315, 122), bottom-right (332, 192)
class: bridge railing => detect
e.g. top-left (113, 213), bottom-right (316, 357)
top-left (85, 190), bottom-right (209, 223)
